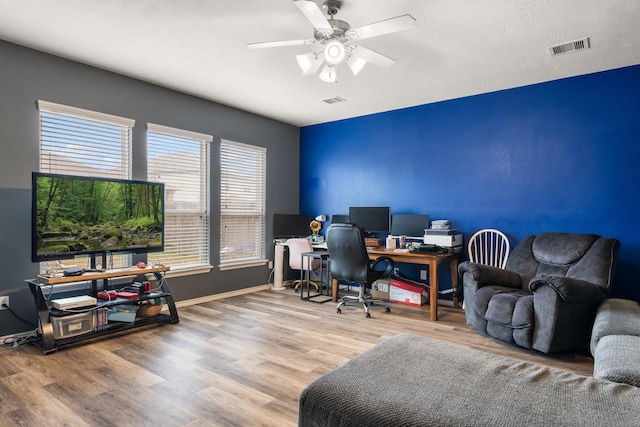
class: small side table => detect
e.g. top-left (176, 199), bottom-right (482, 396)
top-left (300, 251), bottom-right (332, 303)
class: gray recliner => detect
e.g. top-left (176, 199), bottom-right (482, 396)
top-left (459, 232), bottom-right (620, 353)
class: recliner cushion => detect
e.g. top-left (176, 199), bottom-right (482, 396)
top-left (532, 233), bottom-right (599, 265)
top-left (473, 287), bottom-right (534, 348)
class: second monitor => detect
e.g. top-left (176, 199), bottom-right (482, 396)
top-left (348, 206), bottom-right (390, 234)
top-left (391, 214), bottom-right (430, 238)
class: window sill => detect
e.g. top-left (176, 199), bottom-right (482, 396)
top-left (162, 264), bottom-right (213, 278)
top-left (218, 259), bottom-right (268, 271)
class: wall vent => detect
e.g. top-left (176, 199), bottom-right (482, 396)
top-left (323, 96), bottom-right (347, 104)
top-left (548, 37), bottom-right (590, 56)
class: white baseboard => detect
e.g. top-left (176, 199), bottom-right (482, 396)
top-left (175, 284), bottom-right (271, 308)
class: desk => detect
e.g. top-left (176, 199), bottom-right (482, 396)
top-left (331, 248), bottom-right (459, 321)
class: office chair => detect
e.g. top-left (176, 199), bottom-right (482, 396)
top-left (467, 229), bottom-right (510, 269)
top-left (326, 223), bottom-right (394, 318)
top-left (286, 238), bottom-right (321, 292)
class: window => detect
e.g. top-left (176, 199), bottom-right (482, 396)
top-left (147, 123), bottom-right (211, 272)
top-left (220, 140), bottom-right (266, 269)
top-left (37, 100), bottom-right (135, 270)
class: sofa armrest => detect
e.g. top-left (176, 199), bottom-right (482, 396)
top-left (458, 261), bottom-right (522, 289)
top-left (529, 275), bottom-right (608, 304)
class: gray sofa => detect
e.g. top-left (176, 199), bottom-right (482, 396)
top-left (298, 334), bottom-right (640, 426)
top-left (591, 298), bottom-right (640, 387)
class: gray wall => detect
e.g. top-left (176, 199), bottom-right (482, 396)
top-left (0, 40), bottom-right (300, 336)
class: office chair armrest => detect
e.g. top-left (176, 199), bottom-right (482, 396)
top-left (370, 255), bottom-right (395, 277)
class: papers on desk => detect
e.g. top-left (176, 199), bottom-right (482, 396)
top-left (393, 248), bottom-right (409, 253)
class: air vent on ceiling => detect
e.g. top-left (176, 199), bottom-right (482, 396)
top-left (323, 96), bottom-right (347, 104)
top-left (548, 37), bottom-right (590, 56)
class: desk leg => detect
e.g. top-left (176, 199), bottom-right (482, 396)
top-left (332, 278), bottom-right (338, 303)
top-left (450, 258), bottom-right (459, 309)
top-left (429, 260), bottom-right (438, 321)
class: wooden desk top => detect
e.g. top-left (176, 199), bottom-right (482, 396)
top-left (367, 247), bottom-right (459, 264)
top-left (33, 265), bottom-right (170, 285)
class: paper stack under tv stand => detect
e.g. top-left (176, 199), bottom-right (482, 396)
top-left (26, 266), bottom-right (179, 355)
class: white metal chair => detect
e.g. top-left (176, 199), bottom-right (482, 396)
top-left (286, 238), bottom-right (320, 292)
top-left (467, 229), bottom-right (510, 268)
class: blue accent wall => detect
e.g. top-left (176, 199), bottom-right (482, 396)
top-left (300, 64), bottom-right (640, 301)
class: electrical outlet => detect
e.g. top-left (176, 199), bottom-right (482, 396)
top-left (0, 296), bottom-right (9, 310)
top-left (393, 267), bottom-right (400, 275)
top-left (268, 260), bottom-right (273, 269)
top-left (420, 270), bottom-right (427, 281)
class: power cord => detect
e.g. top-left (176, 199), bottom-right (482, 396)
top-left (1, 304), bottom-right (38, 349)
top-left (2, 303), bottom-right (37, 329)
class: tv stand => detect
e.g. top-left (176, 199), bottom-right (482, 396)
top-left (26, 266), bottom-right (179, 354)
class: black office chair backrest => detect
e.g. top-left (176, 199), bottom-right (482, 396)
top-left (326, 223), bottom-right (370, 283)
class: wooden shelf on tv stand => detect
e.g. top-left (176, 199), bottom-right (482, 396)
top-left (37, 265), bottom-right (170, 285)
top-left (27, 265), bottom-right (177, 355)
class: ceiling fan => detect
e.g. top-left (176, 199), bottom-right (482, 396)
top-left (247, 0), bottom-right (416, 83)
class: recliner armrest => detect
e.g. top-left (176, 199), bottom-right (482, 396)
top-left (529, 275), bottom-right (608, 303)
top-left (458, 261), bottom-right (522, 289)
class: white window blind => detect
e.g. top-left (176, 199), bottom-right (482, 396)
top-left (147, 123), bottom-right (211, 271)
top-left (37, 100), bottom-right (134, 269)
top-left (220, 139), bottom-right (266, 268)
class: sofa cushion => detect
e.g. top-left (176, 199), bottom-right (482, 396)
top-left (591, 298), bottom-right (640, 355)
top-left (594, 335), bottom-right (640, 387)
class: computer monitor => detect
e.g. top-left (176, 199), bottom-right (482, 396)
top-left (391, 214), bottom-right (430, 237)
top-left (273, 214), bottom-right (310, 239)
top-left (348, 207), bottom-right (390, 233)
top-left (331, 214), bottom-right (349, 224)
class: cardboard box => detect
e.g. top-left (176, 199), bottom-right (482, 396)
top-left (370, 279), bottom-right (391, 300)
top-left (390, 279), bottom-right (429, 306)
top-left (423, 233), bottom-right (463, 247)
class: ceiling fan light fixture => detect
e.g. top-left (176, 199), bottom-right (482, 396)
top-left (319, 64), bottom-right (338, 83)
top-left (296, 52), bottom-right (323, 76)
top-left (347, 55), bottom-right (367, 76)
top-left (324, 40), bottom-right (346, 65)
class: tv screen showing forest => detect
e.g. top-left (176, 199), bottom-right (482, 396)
top-left (32, 172), bottom-right (164, 262)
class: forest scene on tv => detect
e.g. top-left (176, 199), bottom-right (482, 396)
top-left (35, 175), bottom-right (164, 259)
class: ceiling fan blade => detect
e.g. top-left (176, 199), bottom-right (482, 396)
top-left (350, 14), bottom-right (416, 40)
top-left (350, 45), bottom-right (395, 68)
top-left (294, 0), bottom-right (334, 35)
top-left (247, 39), bottom-right (314, 49)
top-left (296, 53), bottom-right (324, 76)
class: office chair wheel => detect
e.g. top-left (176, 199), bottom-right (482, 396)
top-left (337, 308), bottom-right (342, 314)
top-left (365, 312), bottom-right (371, 318)
top-left (385, 307), bottom-right (391, 313)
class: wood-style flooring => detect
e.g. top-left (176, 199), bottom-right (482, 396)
top-left (0, 288), bottom-right (594, 426)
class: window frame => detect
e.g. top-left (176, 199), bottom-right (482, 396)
top-left (146, 123), bottom-right (213, 275)
top-left (219, 139), bottom-right (267, 270)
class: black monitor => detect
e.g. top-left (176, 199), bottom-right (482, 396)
top-left (391, 214), bottom-right (430, 237)
top-left (273, 214), bottom-right (310, 239)
top-left (348, 207), bottom-right (390, 233)
top-left (331, 214), bottom-right (349, 224)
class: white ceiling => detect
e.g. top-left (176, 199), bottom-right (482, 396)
top-left (1, 0), bottom-right (639, 127)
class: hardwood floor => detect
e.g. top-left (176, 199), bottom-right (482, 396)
top-left (0, 288), bottom-right (594, 426)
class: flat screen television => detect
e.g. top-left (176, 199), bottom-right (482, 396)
top-left (391, 214), bottom-right (430, 237)
top-left (273, 213), bottom-right (311, 239)
top-left (32, 172), bottom-right (165, 262)
top-left (348, 206), bottom-right (391, 233)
